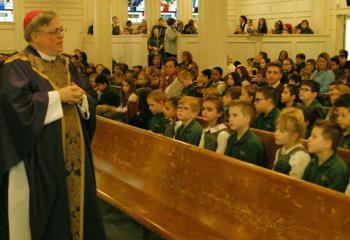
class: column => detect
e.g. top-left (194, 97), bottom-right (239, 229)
top-left (311, 0), bottom-right (329, 35)
top-left (93, 0), bottom-right (112, 69)
top-left (111, 0), bottom-right (128, 29)
top-left (145, 0), bottom-right (161, 31)
top-left (14, 0), bottom-right (26, 50)
top-left (178, 0), bottom-right (193, 24)
top-left (198, 0), bottom-right (227, 70)
top-left (86, 0), bottom-right (94, 27)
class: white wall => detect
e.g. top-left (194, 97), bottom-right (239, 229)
top-left (83, 34), bottom-right (330, 67)
top-left (228, 0), bottom-right (315, 34)
top-left (1, 0), bottom-right (348, 61)
top-left (329, 0), bottom-right (350, 55)
top-left (0, 0), bottom-right (87, 54)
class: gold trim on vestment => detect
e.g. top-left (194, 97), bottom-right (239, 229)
top-left (11, 52), bottom-right (86, 240)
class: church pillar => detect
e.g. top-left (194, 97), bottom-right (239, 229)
top-left (311, 0), bottom-right (329, 35)
top-left (14, 0), bottom-right (26, 50)
top-left (145, 0), bottom-right (161, 32)
top-left (198, 0), bottom-right (227, 70)
top-left (93, 0), bottom-right (112, 69)
top-left (111, 0), bottom-right (128, 30)
top-left (178, 0), bottom-right (193, 25)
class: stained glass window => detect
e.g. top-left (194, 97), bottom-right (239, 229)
top-left (128, 0), bottom-right (145, 23)
top-left (0, 0), bottom-right (14, 22)
top-left (161, 0), bottom-right (177, 19)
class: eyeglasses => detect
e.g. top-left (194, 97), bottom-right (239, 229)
top-left (37, 27), bottom-right (67, 35)
top-left (254, 98), bottom-right (266, 103)
top-left (299, 88), bottom-right (312, 92)
top-left (177, 105), bottom-right (191, 111)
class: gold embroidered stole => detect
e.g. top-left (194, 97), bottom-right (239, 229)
top-left (25, 53), bottom-right (85, 240)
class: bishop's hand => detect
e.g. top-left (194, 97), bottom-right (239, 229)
top-left (58, 84), bottom-right (85, 105)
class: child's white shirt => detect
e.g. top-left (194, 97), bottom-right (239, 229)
top-left (199, 123), bottom-right (230, 154)
top-left (274, 143), bottom-right (311, 179)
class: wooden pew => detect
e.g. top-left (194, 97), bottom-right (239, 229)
top-left (92, 116), bottom-right (350, 240)
top-left (251, 128), bottom-right (350, 170)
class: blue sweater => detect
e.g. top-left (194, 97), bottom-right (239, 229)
top-left (310, 70), bottom-right (335, 93)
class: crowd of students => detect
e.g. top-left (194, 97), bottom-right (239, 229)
top-left (69, 47), bottom-right (350, 195)
top-left (3, 46), bottom-right (350, 195)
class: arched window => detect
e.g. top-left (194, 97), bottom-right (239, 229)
top-left (128, 0), bottom-right (145, 23)
top-left (161, 0), bottom-right (177, 19)
top-left (0, 0), bottom-right (14, 22)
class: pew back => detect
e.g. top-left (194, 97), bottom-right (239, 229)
top-left (251, 128), bottom-right (350, 169)
top-left (92, 117), bottom-right (350, 240)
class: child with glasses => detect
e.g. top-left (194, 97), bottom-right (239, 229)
top-left (253, 86), bottom-right (280, 132)
top-left (298, 80), bottom-right (326, 118)
top-left (175, 96), bottom-right (203, 146)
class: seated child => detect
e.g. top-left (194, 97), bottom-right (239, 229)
top-left (303, 120), bottom-right (349, 192)
top-left (203, 87), bottom-right (221, 98)
top-left (327, 83), bottom-right (350, 121)
top-left (223, 86), bottom-right (241, 121)
top-left (209, 67), bottom-right (226, 95)
top-left (223, 72), bottom-right (240, 88)
top-left (239, 84), bottom-right (259, 104)
top-left (225, 100), bottom-right (266, 166)
top-left (194, 69), bottom-right (212, 97)
top-left (199, 96), bottom-right (230, 154)
top-left (334, 93), bottom-right (350, 148)
top-left (150, 72), bottom-right (161, 89)
top-left (135, 72), bottom-right (151, 89)
top-left (95, 74), bottom-right (121, 115)
top-left (163, 96), bottom-right (179, 138)
top-left (298, 80), bottom-right (326, 118)
top-left (175, 96), bottom-right (203, 146)
top-left (147, 90), bottom-right (170, 133)
top-left (253, 86), bottom-right (280, 132)
top-left (288, 74), bottom-right (302, 87)
top-left (280, 84), bottom-right (299, 108)
top-left (180, 70), bottom-right (196, 96)
top-left (108, 79), bottom-right (138, 121)
top-left (273, 107), bottom-right (311, 178)
top-left (301, 106), bottom-right (322, 139)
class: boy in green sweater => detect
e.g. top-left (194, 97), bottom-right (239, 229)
top-left (147, 90), bottom-right (170, 133)
top-left (225, 100), bottom-right (266, 166)
top-left (253, 86), bottom-right (280, 132)
top-left (335, 93), bottom-right (350, 149)
top-left (175, 96), bottom-right (203, 146)
top-left (303, 120), bottom-right (349, 192)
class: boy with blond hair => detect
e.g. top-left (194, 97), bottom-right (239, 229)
top-left (147, 89), bottom-right (170, 133)
top-left (175, 96), bottom-right (203, 146)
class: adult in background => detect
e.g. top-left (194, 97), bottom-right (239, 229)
top-left (164, 18), bottom-right (177, 60)
top-left (0, 10), bottom-right (105, 240)
top-left (310, 52), bottom-right (335, 93)
top-left (300, 20), bottom-right (314, 34)
top-left (147, 26), bottom-right (164, 66)
top-left (112, 16), bottom-right (120, 35)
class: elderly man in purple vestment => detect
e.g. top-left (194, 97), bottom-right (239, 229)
top-left (0, 10), bottom-right (106, 240)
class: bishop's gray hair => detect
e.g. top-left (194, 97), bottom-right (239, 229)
top-left (24, 11), bottom-right (57, 42)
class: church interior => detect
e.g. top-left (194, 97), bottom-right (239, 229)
top-left (1, 0), bottom-right (350, 239)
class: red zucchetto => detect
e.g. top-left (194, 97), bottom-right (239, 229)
top-left (23, 10), bottom-right (44, 29)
